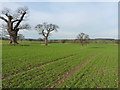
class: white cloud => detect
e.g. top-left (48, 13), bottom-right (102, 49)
top-left (0, 2), bottom-right (118, 39)
top-left (91, 29), bottom-right (118, 39)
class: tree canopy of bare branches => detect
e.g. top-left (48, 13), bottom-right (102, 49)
top-left (35, 22), bottom-right (59, 46)
top-left (0, 7), bottom-right (30, 44)
top-left (77, 33), bottom-right (90, 46)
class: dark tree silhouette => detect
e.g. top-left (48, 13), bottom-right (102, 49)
top-left (77, 33), bottom-right (85, 46)
top-left (0, 7), bottom-right (30, 44)
top-left (35, 22), bottom-right (59, 46)
top-left (84, 34), bottom-right (90, 45)
top-left (77, 33), bottom-right (90, 46)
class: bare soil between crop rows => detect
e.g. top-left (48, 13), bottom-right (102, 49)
top-left (50, 53), bottom-right (100, 88)
top-left (3, 53), bottom-right (78, 79)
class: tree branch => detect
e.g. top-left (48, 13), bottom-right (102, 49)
top-left (18, 24), bottom-right (31, 30)
top-left (42, 30), bottom-right (46, 37)
top-left (0, 16), bottom-right (8, 22)
top-left (14, 12), bottom-right (26, 30)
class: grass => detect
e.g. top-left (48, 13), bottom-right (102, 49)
top-left (2, 40), bottom-right (118, 88)
top-left (59, 45), bottom-right (118, 88)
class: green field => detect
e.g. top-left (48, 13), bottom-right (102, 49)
top-left (2, 40), bottom-right (118, 88)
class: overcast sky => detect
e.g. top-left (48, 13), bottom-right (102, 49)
top-left (0, 2), bottom-right (118, 39)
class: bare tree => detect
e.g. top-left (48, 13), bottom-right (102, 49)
top-left (77, 33), bottom-right (85, 46)
top-left (77, 33), bottom-right (90, 46)
top-left (61, 39), bottom-right (67, 43)
top-left (0, 7), bottom-right (30, 44)
top-left (84, 34), bottom-right (90, 45)
top-left (35, 22), bottom-right (59, 46)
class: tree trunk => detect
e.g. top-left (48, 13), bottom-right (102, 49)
top-left (45, 37), bottom-right (48, 46)
top-left (80, 40), bottom-right (84, 46)
top-left (9, 31), bottom-right (19, 44)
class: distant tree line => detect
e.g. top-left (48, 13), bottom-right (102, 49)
top-left (0, 7), bottom-right (119, 46)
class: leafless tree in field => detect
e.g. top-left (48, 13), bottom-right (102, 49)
top-left (35, 22), bottom-right (59, 46)
top-left (77, 33), bottom-right (85, 46)
top-left (77, 33), bottom-right (90, 46)
top-left (84, 34), bottom-right (90, 45)
top-left (0, 7), bottom-right (30, 44)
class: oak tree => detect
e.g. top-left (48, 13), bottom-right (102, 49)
top-left (0, 7), bottom-right (30, 44)
top-left (35, 22), bottom-right (59, 46)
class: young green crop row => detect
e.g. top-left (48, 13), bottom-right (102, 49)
top-left (2, 41), bottom-right (118, 88)
top-left (3, 49), bottom-right (98, 88)
top-left (59, 46), bottom-right (118, 88)
top-left (2, 43), bottom-right (83, 78)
